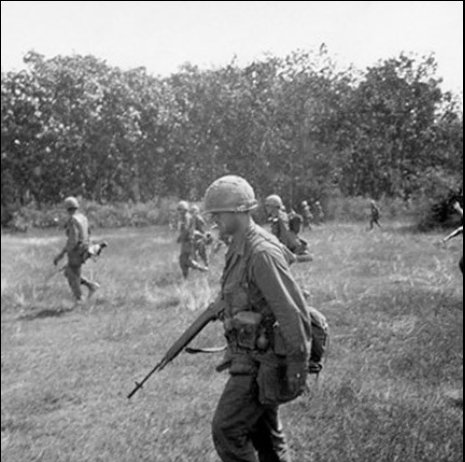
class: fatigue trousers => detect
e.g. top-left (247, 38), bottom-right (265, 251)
top-left (65, 251), bottom-right (93, 301)
top-left (212, 374), bottom-right (291, 462)
top-left (195, 241), bottom-right (209, 267)
top-left (64, 264), bottom-right (94, 301)
top-left (370, 218), bottom-right (381, 229)
top-left (179, 252), bottom-right (205, 278)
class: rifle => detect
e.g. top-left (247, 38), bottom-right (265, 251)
top-left (127, 300), bottom-right (224, 399)
top-left (44, 264), bottom-right (67, 284)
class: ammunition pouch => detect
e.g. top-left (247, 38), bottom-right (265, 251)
top-left (226, 311), bottom-right (266, 352)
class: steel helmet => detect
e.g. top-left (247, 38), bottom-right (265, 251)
top-left (204, 176), bottom-right (258, 214)
top-left (265, 195), bottom-right (284, 209)
top-left (177, 201), bottom-right (190, 212)
top-left (190, 204), bottom-right (200, 214)
top-left (64, 196), bottom-right (79, 210)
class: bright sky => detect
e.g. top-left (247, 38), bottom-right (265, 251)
top-left (1, 1), bottom-right (463, 92)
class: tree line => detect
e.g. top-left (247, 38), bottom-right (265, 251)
top-left (1, 48), bottom-right (463, 212)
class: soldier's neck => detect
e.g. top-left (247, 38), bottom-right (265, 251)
top-left (233, 214), bottom-right (253, 237)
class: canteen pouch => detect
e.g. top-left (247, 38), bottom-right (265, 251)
top-left (231, 311), bottom-right (263, 350)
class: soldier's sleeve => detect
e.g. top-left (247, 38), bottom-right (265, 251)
top-left (250, 250), bottom-right (310, 363)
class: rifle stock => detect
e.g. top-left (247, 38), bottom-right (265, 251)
top-left (127, 300), bottom-right (224, 399)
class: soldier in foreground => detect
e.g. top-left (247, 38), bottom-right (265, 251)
top-left (205, 176), bottom-right (312, 462)
top-left (53, 197), bottom-right (100, 305)
top-left (176, 201), bottom-right (208, 278)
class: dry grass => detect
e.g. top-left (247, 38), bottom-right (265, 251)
top-left (1, 223), bottom-right (463, 462)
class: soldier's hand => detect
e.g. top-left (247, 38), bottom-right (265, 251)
top-left (286, 362), bottom-right (308, 397)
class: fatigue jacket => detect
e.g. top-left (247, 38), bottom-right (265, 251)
top-left (178, 213), bottom-right (195, 253)
top-left (193, 214), bottom-right (207, 234)
top-left (270, 211), bottom-right (293, 251)
top-left (220, 222), bottom-right (311, 373)
top-left (65, 212), bottom-right (90, 265)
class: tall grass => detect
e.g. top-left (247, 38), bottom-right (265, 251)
top-left (1, 222), bottom-right (463, 461)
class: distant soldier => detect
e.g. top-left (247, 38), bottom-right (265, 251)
top-left (301, 200), bottom-right (313, 230)
top-left (177, 201), bottom-right (208, 278)
top-left (369, 200), bottom-right (382, 230)
top-left (190, 204), bottom-right (209, 268)
top-left (204, 175), bottom-right (312, 462)
top-left (288, 212), bottom-right (311, 258)
top-left (265, 195), bottom-right (293, 251)
top-left (212, 225), bottom-right (232, 255)
top-left (314, 200), bottom-right (325, 225)
top-left (168, 208), bottom-right (178, 232)
top-left (53, 197), bottom-right (100, 305)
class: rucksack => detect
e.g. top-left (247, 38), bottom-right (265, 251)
top-left (289, 214), bottom-right (303, 234)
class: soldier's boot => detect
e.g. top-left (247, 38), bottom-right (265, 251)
top-left (251, 411), bottom-right (292, 462)
top-left (86, 281), bottom-right (101, 299)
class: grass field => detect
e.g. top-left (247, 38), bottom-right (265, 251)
top-left (1, 222), bottom-right (463, 462)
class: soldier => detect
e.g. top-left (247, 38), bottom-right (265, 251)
top-left (191, 204), bottom-right (209, 268)
top-left (205, 176), bottom-right (311, 462)
top-left (369, 200), bottom-right (382, 230)
top-left (442, 201), bottom-right (463, 273)
top-left (177, 201), bottom-right (208, 278)
top-left (288, 212), bottom-right (311, 258)
top-left (313, 200), bottom-right (325, 225)
top-left (265, 195), bottom-right (293, 251)
top-left (301, 200), bottom-right (313, 230)
top-left (53, 197), bottom-right (99, 305)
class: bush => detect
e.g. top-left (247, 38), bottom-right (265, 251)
top-left (412, 168), bottom-right (463, 230)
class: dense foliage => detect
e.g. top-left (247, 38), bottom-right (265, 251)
top-left (1, 49), bottom-right (463, 216)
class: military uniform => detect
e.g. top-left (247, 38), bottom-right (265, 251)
top-left (370, 202), bottom-right (381, 230)
top-left (55, 198), bottom-right (99, 302)
top-left (301, 203), bottom-right (313, 230)
top-left (287, 214), bottom-right (308, 255)
top-left (270, 210), bottom-right (293, 252)
top-left (207, 178), bottom-right (311, 462)
top-left (314, 202), bottom-right (324, 225)
top-left (192, 212), bottom-right (209, 267)
top-left (178, 212), bottom-right (197, 278)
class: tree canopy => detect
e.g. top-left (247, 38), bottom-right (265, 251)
top-left (1, 49), bottom-right (462, 209)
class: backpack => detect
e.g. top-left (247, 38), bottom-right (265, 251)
top-left (289, 214), bottom-right (303, 234)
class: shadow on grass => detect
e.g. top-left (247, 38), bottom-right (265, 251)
top-left (18, 307), bottom-right (74, 321)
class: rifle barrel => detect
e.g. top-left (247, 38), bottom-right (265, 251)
top-left (127, 361), bottom-right (164, 399)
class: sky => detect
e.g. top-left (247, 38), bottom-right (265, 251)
top-left (1, 1), bottom-right (463, 93)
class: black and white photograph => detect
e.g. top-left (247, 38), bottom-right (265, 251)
top-left (1, 1), bottom-right (463, 461)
